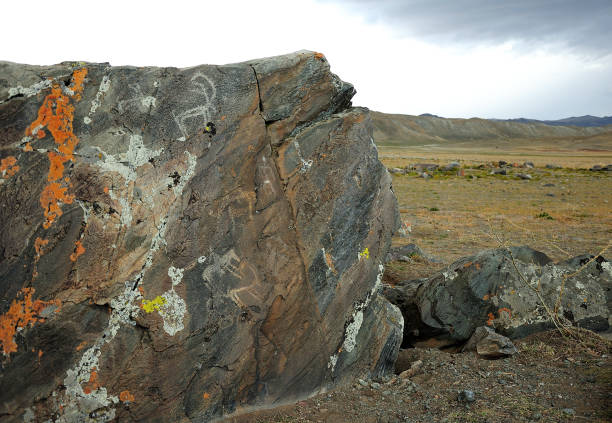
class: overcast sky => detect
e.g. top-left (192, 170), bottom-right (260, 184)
top-left (2, 0), bottom-right (611, 119)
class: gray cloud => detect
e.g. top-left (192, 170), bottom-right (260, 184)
top-left (322, 0), bottom-right (612, 55)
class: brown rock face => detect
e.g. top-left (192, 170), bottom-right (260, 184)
top-left (0, 51), bottom-right (402, 422)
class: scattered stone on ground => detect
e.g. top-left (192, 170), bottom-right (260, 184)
top-left (462, 326), bottom-right (518, 358)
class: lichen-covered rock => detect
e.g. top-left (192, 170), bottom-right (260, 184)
top-left (0, 51), bottom-right (402, 422)
top-left (384, 246), bottom-right (610, 347)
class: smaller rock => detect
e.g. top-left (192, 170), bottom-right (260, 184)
top-left (413, 163), bottom-right (439, 172)
top-left (358, 378), bottom-right (368, 387)
top-left (443, 161), bottom-right (460, 171)
top-left (498, 160), bottom-right (508, 167)
top-left (370, 382), bottom-right (381, 389)
top-left (399, 360), bottom-right (423, 379)
top-left (542, 183), bottom-right (555, 187)
top-left (491, 168), bottom-right (507, 175)
top-left (523, 161), bottom-right (534, 168)
top-left (419, 172), bottom-right (431, 179)
top-left (562, 408), bottom-right (576, 416)
top-left (545, 163), bottom-right (561, 169)
top-left (389, 167), bottom-right (405, 175)
top-left (462, 326), bottom-right (518, 358)
top-left (457, 390), bottom-right (475, 403)
top-left (517, 173), bottom-right (532, 180)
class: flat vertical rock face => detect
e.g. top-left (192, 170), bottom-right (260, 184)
top-left (0, 51), bottom-right (402, 422)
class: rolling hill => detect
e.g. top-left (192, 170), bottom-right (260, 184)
top-left (371, 111), bottom-right (612, 150)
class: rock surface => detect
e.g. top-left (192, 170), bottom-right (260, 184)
top-left (383, 246), bottom-right (610, 346)
top-left (0, 51), bottom-right (402, 422)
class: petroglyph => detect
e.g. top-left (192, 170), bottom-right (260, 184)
top-left (202, 249), bottom-right (241, 284)
top-left (117, 83), bottom-right (157, 114)
top-left (172, 72), bottom-right (216, 140)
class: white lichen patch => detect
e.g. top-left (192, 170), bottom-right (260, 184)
top-left (54, 282), bottom-right (142, 422)
top-left (329, 265), bottom-right (384, 371)
top-left (159, 289), bottom-right (187, 336)
top-left (343, 309), bottom-right (364, 353)
top-left (95, 134), bottom-right (163, 227)
top-left (442, 269), bottom-right (458, 281)
top-left (84, 74), bottom-right (111, 125)
top-left (197, 256), bottom-right (207, 264)
top-left (602, 261), bottom-right (612, 277)
top-left (141, 96), bottom-right (156, 108)
top-left (168, 266), bottom-right (184, 286)
top-left (8, 79), bottom-right (52, 99)
top-left (169, 151), bottom-right (197, 196)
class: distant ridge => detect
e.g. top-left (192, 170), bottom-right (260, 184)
top-left (498, 115), bottom-right (612, 128)
top-left (371, 111), bottom-right (612, 148)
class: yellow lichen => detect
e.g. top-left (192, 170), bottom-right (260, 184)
top-left (141, 296), bottom-right (166, 313)
top-left (358, 247), bottom-right (370, 260)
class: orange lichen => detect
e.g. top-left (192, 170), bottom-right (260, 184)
top-left (120, 390), bottom-right (135, 403)
top-left (463, 261), bottom-right (472, 268)
top-left (202, 392), bottom-right (211, 400)
top-left (25, 68), bottom-right (87, 230)
top-left (486, 312), bottom-right (495, 326)
top-left (482, 294), bottom-right (490, 301)
top-left (24, 142), bottom-right (33, 151)
top-left (103, 186), bottom-right (109, 194)
top-left (69, 240), bottom-right (86, 262)
top-left (76, 340), bottom-right (87, 351)
top-left (39, 182), bottom-right (74, 229)
top-left (0, 156), bottom-right (19, 178)
top-left (82, 368), bottom-right (100, 394)
top-left (314, 52), bottom-right (325, 60)
top-left (0, 288), bottom-right (60, 356)
top-left (475, 263), bottom-right (481, 270)
top-left (498, 307), bottom-right (512, 318)
top-left (34, 237), bottom-right (48, 262)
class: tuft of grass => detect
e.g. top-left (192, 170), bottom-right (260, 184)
top-left (429, 207), bottom-right (439, 212)
top-left (535, 211), bottom-right (554, 220)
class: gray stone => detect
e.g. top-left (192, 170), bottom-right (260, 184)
top-left (384, 246), bottom-right (610, 346)
top-left (457, 390), bottom-right (475, 403)
top-left (462, 326), bottom-right (518, 357)
top-left (517, 173), bottom-right (532, 180)
top-left (443, 161), bottom-right (460, 171)
top-left (491, 168), bottom-right (507, 175)
top-left (0, 51), bottom-right (402, 422)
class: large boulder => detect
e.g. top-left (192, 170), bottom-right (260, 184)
top-left (0, 51), bottom-right (402, 422)
top-left (384, 246), bottom-right (610, 347)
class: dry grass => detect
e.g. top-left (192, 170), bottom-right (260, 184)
top-left (380, 147), bottom-right (612, 272)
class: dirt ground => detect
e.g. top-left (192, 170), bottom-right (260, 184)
top-left (221, 147), bottom-right (612, 423)
top-left (224, 331), bottom-right (611, 423)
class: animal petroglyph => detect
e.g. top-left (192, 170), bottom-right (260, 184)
top-left (201, 249), bottom-right (241, 284)
top-left (117, 83), bottom-right (156, 114)
top-left (172, 72), bottom-right (217, 140)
